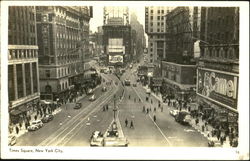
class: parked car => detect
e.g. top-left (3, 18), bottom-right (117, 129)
top-left (90, 131), bottom-right (104, 147)
top-left (28, 120), bottom-right (43, 131)
top-left (73, 103), bottom-right (82, 109)
top-left (8, 135), bottom-right (17, 146)
top-left (103, 137), bottom-right (129, 147)
top-left (89, 94), bottom-right (96, 101)
top-left (133, 83), bottom-right (137, 87)
top-left (124, 79), bottom-right (130, 86)
top-left (169, 109), bottom-right (179, 117)
top-left (175, 111), bottom-right (191, 125)
top-left (87, 89), bottom-right (93, 95)
top-left (41, 114), bottom-right (54, 123)
top-left (102, 86), bottom-right (107, 92)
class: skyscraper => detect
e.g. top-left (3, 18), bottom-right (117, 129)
top-left (8, 6), bottom-right (40, 125)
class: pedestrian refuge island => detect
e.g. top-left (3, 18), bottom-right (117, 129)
top-left (90, 120), bottom-right (129, 147)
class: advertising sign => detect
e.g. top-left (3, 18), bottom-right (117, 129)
top-left (109, 55), bottom-right (123, 63)
top-left (197, 68), bottom-right (238, 110)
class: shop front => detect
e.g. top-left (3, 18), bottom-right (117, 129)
top-left (9, 97), bottom-right (40, 125)
top-left (196, 68), bottom-right (239, 141)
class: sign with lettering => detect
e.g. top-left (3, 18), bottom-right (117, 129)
top-left (197, 68), bottom-right (238, 110)
top-left (109, 55), bottom-right (123, 63)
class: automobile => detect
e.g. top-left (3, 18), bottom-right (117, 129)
top-left (41, 114), bottom-right (54, 123)
top-left (102, 86), bottom-right (107, 92)
top-left (73, 102), bottom-right (82, 109)
top-left (124, 79), bottom-right (130, 86)
top-left (89, 94), bottom-right (96, 101)
top-left (28, 120), bottom-right (43, 131)
top-left (8, 135), bottom-right (17, 146)
top-left (90, 131), bottom-right (104, 147)
top-left (146, 88), bottom-right (151, 94)
top-left (169, 109), bottom-right (179, 117)
top-left (133, 83), bottom-right (137, 87)
top-left (87, 89), bottom-right (93, 95)
top-left (175, 111), bottom-right (191, 125)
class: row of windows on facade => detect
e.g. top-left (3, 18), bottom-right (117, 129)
top-left (8, 49), bottom-right (38, 60)
top-left (149, 15), bottom-right (165, 21)
top-left (8, 63), bottom-right (38, 102)
top-left (8, 35), bottom-right (36, 45)
top-left (206, 32), bottom-right (238, 44)
top-left (45, 65), bottom-right (80, 78)
top-left (9, 20), bottom-right (36, 33)
top-left (9, 7), bottom-right (35, 22)
top-left (207, 16), bottom-right (236, 30)
top-left (145, 9), bottom-right (170, 14)
top-left (149, 28), bottom-right (164, 33)
top-left (202, 46), bottom-right (239, 60)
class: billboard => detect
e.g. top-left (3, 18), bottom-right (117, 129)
top-left (109, 55), bottom-right (123, 63)
top-left (108, 38), bottom-right (124, 54)
top-left (197, 68), bottom-right (238, 110)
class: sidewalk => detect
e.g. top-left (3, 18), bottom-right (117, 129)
top-left (141, 86), bottom-right (231, 148)
top-left (9, 85), bottom-right (101, 139)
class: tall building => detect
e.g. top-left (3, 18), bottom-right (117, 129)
top-left (8, 6), bottom-right (40, 124)
top-left (161, 7), bottom-right (199, 101)
top-left (130, 12), bottom-right (146, 61)
top-left (103, 6), bottom-right (129, 26)
top-left (36, 6), bottom-right (92, 101)
top-left (197, 7), bottom-right (239, 137)
top-left (103, 6), bottom-right (131, 67)
top-left (145, 6), bottom-right (173, 67)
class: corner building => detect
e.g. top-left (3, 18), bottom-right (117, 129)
top-left (8, 6), bottom-right (40, 124)
top-left (36, 6), bottom-right (92, 101)
top-left (198, 7), bottom-right (239, 137)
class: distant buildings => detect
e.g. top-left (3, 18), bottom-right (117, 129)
top-left (36, 6), bottom-right (92, 101)
top-left (103, 6), bottom-right (131, 67)
top-left (8, 6), bottom-right (40, 124)
top-left (130, 12), bottom-right (146, 62)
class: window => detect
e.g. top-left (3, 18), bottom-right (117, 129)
top-left (161, 16), bottom-right (164, 20)
top-left (157, 28), bottom-right (160, 32)
top-left (150, 10), bottom-right (153, 13)
top-left (150, 48), bottom-right (153, 52)
top-left (8, 65), bottom-right (15, 101)
top-left (150, 59), bottom-right (153, 63)
top-left (150, 22), bottom-right (153, 26)
top-left (150, 16), bottom-right (153, 20)
top-left (45, 70), bottom-right (50, 78)
top-left (157, 16), bottom-right (160, 20)
top-left (16, 64), bottom-right (24, 98)
top-left (157, 22), bottom-right (160, 26)
top-left (161, 10), bottom-right (164, 14)
top-left (158, 10), bottom-right (160, 14)
top-left (150, 43), bottom-right (153, 47)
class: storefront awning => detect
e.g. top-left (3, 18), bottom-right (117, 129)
top-left (10, 109), bottom-right (22, 115)
top-left (18, 105), bottom-right (32, 112)
top-left (163, 78), bottom-right (196, 91)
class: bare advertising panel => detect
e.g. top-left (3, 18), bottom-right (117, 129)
top-left (197, 68), bottom-right (238, 111)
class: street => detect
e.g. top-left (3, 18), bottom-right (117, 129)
top-left (15, 61), bottom-right (208, 147)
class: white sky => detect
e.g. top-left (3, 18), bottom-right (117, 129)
top-left (89, 6), bottom-right (145, 33)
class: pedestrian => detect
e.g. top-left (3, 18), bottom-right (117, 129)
top-left (34, 115), bottom-right (37, 121)
top-left (151, 99), bottom-right (153, 104)
top-left (195, 118), bottom-right (199, 125)
top-left (128, 95), bottom-right (130, 99)
top-left (103, 106), bottom-right (106, 111)
top-left (15, 126), bottom-right (19, 134)
top-left (139, 98), bottom-right (141, 102)
top-left (143, 106), bottom-right (145, 112)
top-left (220, 136), bottom-right (224, 145)
top-left (154, 107), bottom-right (156, 112)
top-left (161, 107), bottom-right (163, 112)
top-left (130, 120), bottom-right (134, 128)
top-left (25, 122), bottom-right (28, 130)
top-left (146, 108), bottom-right (149, 114)
top-left (106, 105), bottom-right (109, 111)
top-left (125, 118), bottom-right (128, 127)
top-left (153, 115), bottom-right (156, 122)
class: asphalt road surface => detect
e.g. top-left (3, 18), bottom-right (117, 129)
top-left (16, 61), bottom-right (208, 147)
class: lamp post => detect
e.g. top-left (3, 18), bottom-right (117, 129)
top-left (113, 95), bottom-right (117, 121)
